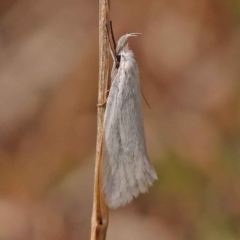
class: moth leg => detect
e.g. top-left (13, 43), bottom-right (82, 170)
top-left (111, 61), bottom-right (117, 81)
top-left (140, 88), bottom-right (151, 109)
top-left (96, 89), bottom-right (110, 107)
top-left (97, 101), bottom-right (107, 107)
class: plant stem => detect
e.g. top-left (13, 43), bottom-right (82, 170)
top-left (90, 0), bottom-right (109, 240)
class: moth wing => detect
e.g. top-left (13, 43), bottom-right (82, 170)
top-left (103, 58), bottom-right (157, 209)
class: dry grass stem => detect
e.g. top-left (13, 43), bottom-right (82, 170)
top-left (90, 0), bottom-right (109, 240)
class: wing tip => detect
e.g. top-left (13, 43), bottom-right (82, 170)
top-left (104, 172), bottom-right (157, 209)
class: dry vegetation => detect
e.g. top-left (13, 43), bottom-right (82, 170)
top-left (0, 0), bottom-right (240, 239)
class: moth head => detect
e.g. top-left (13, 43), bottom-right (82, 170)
top-left (116, 54), bottom-right (121, 69)
top-left (116, 33), bottom-right (142, 54)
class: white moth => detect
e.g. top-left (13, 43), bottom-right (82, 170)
top-left (103, 33), bottom-right (157, 209)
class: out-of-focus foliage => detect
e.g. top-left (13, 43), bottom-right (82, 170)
top-left (0, 0), bottom-right (240, 239)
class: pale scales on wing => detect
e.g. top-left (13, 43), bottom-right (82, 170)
top-left (103, 34), bottom-right (157, 209)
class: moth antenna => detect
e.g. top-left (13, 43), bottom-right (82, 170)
top-left (110, 21), bottom-right (117, 51)
top-left (106, 24), bottom-right (117, 63)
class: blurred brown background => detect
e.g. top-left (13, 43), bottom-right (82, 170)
top-left (0, 0), bottom-right (240, 239)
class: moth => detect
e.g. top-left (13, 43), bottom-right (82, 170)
top-left (103, 30), bottom-right (157, 209)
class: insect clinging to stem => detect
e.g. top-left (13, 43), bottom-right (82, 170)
top-left (102, 22), bottom-right (157, 209)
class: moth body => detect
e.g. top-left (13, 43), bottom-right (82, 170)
top-left (103, 34), bottom-right (157, 209)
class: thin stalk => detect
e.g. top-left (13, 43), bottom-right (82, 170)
top-left (90, 0), bottom-right (109, 240)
